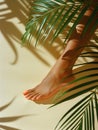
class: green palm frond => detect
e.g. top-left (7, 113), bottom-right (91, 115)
top-left (22, 0), bottom-right (98, 45)
top-left (54, 92), bottom-right (98, 130)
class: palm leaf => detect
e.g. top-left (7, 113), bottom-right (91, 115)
top-left (0, 115), bottom-right (29, 122)
top-left (51, 59), bottom-right (98, 104)
top-left (22, 0), bottom-right (98, 45)
top-left (51, 4), bottom-right (81, 43)
top-left (22, 0), bottom-right (68, 45)
top-left (0, 125), bottom-right (20, 130)
top-left (64, 4), bottom-right (89, 43)
top-left (52, 75), bottom-right (98, 105)
top-left (0, 97), bottom-right (16, 111)
top-left (54, 92), bottom-right (98, 130)
top-left (84, 110), bottom-right (87, 130)
top-left (94, 92), bottom-right (98, 121)
top-left (81, 8), bottom-right (98, 37)
top-left (58, 99), bottom-right (90, 130)
top-left (43, 5), bottom-right (73, 43)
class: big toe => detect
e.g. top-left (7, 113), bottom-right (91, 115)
top-left (23, 90), bottom-right (29, 95)
top-left (23, 89), bottom-right (34, 95)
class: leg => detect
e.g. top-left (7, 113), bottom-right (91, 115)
top-left (23, 7), bottom-right (97, 104)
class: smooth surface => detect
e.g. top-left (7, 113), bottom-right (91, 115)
top-left (0, 0), bottom-right (98, 130)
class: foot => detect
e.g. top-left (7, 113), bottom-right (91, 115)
top-left (23, 57), bottom-right (75, 104)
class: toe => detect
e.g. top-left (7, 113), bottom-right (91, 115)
top-left (23, 88), bottom-right (35, 95)
top-left (31, 93), bottom-right (41, 101)
top-left (25, 91), bottom-right (36, 99)
top-left (23, 91), bottom-right (28, 95)
top-left (25, 93), bottom-right (34, 100)
top-left (27, 95), bottom-right (35, 100)
top-left (23, 90), bottom-right (31, 95)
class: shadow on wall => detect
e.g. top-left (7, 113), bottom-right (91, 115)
top-left (0, 96), bottom-right (34, 130)
top-left (0, 0), bottom-right (98, 63)
top-left (0, 0), bottom-right (98, 65)
top-left (0, 0), bottom-right (64, 66)
top-left (0, 1), bottom-right (98, 129)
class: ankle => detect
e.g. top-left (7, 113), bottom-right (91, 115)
top-left (57, 66), bottom-right (72, 79)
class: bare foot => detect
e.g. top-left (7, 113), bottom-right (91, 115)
top-left (23, 57), bottom-right (75, 104)
top-left (23, 1), bottom-right (97, 104)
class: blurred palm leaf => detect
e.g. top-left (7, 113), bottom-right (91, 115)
top-left (22, 0), bottom-right (98, 45)
top-left (0, 97), bottom-right (16, 112)
top-left (0, 125), bottom-right (20, 130)
top-left (0, 97), bottom-right (32, 130)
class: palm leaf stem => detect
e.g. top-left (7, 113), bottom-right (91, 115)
top-left (94, 93), bottom-right (98, 121)
top-left (77, 117), bottom-right (83, 130)
top-left (91, 99), bottom-right (95, 130)
top-left (86, 107), bottom-right (90, 130)
top-left (84, 109), bottom-right (87, 130)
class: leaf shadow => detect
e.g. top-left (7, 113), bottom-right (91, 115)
top-left (0, 96), bottom-right (35, 129)
top-left (0, 0), bottom-right (63, 66)
top-left (0, 96), bottom-right (16, 112)
top-left (0, 114), bottom-right (32, 123)
top-left (0, 124), bottom-right (20, 130)
top-left (1, 0), bottom-right (97, 66)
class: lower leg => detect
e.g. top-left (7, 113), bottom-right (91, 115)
top-left (23, 7), bottom-right (96, 104)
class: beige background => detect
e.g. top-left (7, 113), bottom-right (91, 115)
top-left (0, 0), bottom-right (98, 130)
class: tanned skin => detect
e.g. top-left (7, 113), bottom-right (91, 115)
top-left (23, 2), bottom-right (98, 104)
